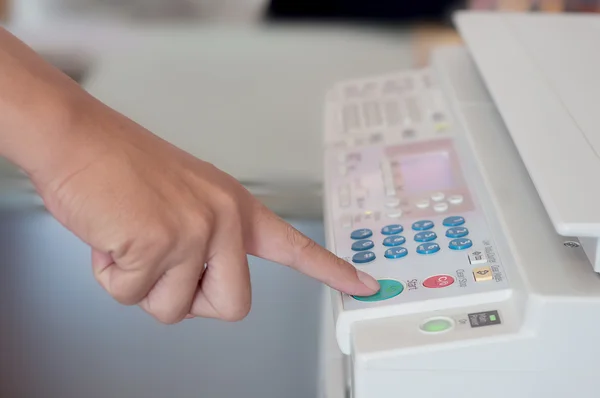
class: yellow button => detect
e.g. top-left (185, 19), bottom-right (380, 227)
top-left (473, 266), bottom-right (493, 282)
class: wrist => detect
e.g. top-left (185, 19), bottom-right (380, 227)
top-left (0, 86), bottom-right (89, 179)
top-left (0, 28), bottom-right (102, 184)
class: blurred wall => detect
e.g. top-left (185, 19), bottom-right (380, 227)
top-left (0, 212), bottom-right (324, 398)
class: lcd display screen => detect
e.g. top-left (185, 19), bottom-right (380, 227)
top-left (396, 151), bottom-right (454, 193)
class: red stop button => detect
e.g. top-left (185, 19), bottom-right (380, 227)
top-left (423, 275), bottom-right (455, 289)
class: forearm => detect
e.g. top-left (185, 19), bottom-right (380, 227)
top-left (0, 27), bottom-right (87, 178)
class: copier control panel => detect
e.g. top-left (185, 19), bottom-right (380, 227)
top-left (324, 69), bottom-right (510, 314)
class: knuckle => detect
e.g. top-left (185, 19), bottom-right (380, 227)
top-left (144, 225), bottom-right (177, 255)
top-left (154, 310), bottom-right (185, 325)
top-left (184, 208), bottom-right (215, 243)
top-left (194, 210), bottom-right (215, 234)
top-left (221, 303), bottom-right (251, 322)
top-left (146, 297), bottom-right (188, 325)
top-left (215, 190), bottom-right (240, 216)
top-left (109, 282), bottom-right (143, 306)
top-left (286, 224), bottom-right (315, 252)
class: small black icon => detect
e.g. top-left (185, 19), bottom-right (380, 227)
top-left (468, 310), bottom-right (501, 328)
top-left (458, 319), bottom-right (468, 325)
top-left (476, 270), bottom-right (490, 276)
top-left (472, 251), bottom-right (482, 256)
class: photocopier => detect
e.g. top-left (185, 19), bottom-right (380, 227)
top-left (319, 11), bottom-right (600, 398)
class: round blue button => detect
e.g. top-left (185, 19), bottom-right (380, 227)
top-left (417, 243), bottom-right (441, 255)
top-left (415, 231), bottom-right (437, 243)
top-left (381, 224), bottom-right (404, 236)
top-left (443, 216), bottom-right (465, 227)
top-left (352, 240), bottom-right (375, 251)
top-left (446, 227), bottom-right (469, 238)
top-left (352, 279), bottom-right (404, 302)
top-left (412, 220), bottom-right (434, 231)
top-left (352, 251), bottom-right (376, 264)
top-left (351, 228), bottom-right (373, 240)
top-left (449, 239), bottom-right (473, 251)
top-left (383, 235), bottom-right (406, 247)
top-left (385, 247), bottom-right (408, 259)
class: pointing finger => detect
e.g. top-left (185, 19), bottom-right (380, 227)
top-left (246, 203), bottom-right (379, 296)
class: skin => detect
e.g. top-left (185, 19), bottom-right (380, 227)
top-left (0, 28), bottom-right (380, 324)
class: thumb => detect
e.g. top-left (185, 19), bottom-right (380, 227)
top-left (247, 203), bottom-right (380, 296)
top-left (91, 248), bottom-right (157, 306)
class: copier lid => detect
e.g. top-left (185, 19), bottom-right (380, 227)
top-left (454, 11), bottom-right (600, 238)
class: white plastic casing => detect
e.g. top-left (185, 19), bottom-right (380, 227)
top-left (321, 14), bottom-right (600, 397)
top-left (455, 11), bottom-right (600, 271)
top-left (323, 65), bottom-right (517, 355)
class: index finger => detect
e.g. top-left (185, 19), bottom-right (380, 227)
top-left (246, 203), bottom-right (380, 296)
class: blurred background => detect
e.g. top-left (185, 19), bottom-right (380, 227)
top-left (0, 1), bottom-right (598, 398)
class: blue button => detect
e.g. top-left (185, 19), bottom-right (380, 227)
top-left (449, 239), bottom-right (473, 251)
top-left (412, 220), bottom-right (434, 231)
top-left (443, 216), bottom-right (465, 227)
top-left (415, 231), bottom-right (437, 243)
top-left (417, 243), bottom-right (441, 255)
top-left (381, 224), bottom-right (404, 235)
top-left (385, 247), bottom-right (408, 259)
top-left (446, 227), bottom-right (469, 238)
top-left (352, 240), bottom-right (375, 251)
top-left (351, 229), bottom-right (373, 240)
top-left (383, 235), bottom-right (406, 247)
top-left (352, 251), bottom-right (376, 264)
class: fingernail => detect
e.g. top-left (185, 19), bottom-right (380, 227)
top-left (357, 270), bottom-right (380, 292)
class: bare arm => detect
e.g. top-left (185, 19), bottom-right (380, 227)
top-left (0, 28), bottom-right (379, 323)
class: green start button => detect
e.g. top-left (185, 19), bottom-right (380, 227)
top-left (420, 317), bottom-right (454, 333)
top-left (352, 279), bottom-right (404, 302)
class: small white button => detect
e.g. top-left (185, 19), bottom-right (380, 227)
top-left (387, 211), bottom-right (403, 219)
top-left (431, 192), bottom-right (445, 202)
top-left (355, 188), bottom-right (368, 199)
top-left (468, 250), bottom-right (487, 265)
top-left (340, 196), bottom-right (351, 208)
top-left (386, 198), bottom-right (401, 208)
top-left (448, 195), bottom-right (464, 205)
top-left (341, 216), bottom-right (353, 228)
top-left (416, 199), bottom-right (430, 209)
top-left (434, 202), bottom-right (449, 213)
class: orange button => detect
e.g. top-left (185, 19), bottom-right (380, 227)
top-left (473, 266), bottom-right (493, 282)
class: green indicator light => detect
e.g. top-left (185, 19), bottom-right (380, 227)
top-left (421, 318), bottom-right (453, 333)
top-left (490, 315), bottom-right (497, 322)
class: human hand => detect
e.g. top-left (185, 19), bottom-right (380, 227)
top-left (27, 97), bottom-right (380, 324)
